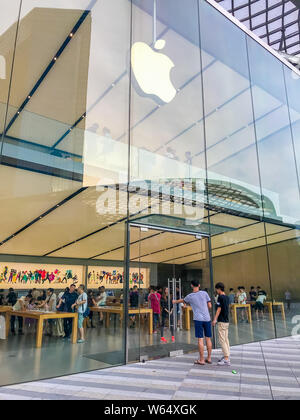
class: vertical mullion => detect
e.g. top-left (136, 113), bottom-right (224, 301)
top-left (123, 0), bottom-right (134, 366)
top-left (0, 0), bottom-right (23, 161)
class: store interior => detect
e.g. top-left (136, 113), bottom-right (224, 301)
top-left (0, 170), bottom-right (299, 385)
top-left (0, 0), bottom-right (299, 386)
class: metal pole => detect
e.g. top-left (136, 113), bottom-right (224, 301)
top-left (168, 278), bottom-right (171, 335)
top-left (172, 277), bottom-right (177, 335)
top-left (123, 222), bottom-right (130, 364)
top-left (178, 278), bottom-right (182, 330)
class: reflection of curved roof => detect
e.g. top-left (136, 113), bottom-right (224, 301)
top-left (216, 0), bottom-right (300, 56)
top-left (206, 179), bottom-right (278, 217)
top-left (129, 178), bottom-right (279, 220)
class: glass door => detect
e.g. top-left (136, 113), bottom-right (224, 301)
top-left (128, 224), bottom-right (213, 362)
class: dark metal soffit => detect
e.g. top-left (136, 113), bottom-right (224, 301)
top-left (216, 0), bottom-right (300, 56)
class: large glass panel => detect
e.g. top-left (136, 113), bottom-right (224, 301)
top-left (199, 0), bottom-right (275, 345)
top-left (247, 36), bottom-right (300, 339)
top-left (284, 66), bottom-right (300, 183)
top-left (0, 0), bottom-right (131, 386)
top-left (128, 0), bottom-right (210, 359)
top-left (0, 1), bottom-right (21, 151)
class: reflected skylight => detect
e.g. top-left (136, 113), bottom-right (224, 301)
top-left (216, 0), bottom-right (300, 56)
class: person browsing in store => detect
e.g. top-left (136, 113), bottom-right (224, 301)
top-left (173, 280), bottom-right (212, 366)
top-left (72, 284), bottom-right (88, 343)
top-left (58, 284), bottom-right (78, 340)
top-left (148, 286), bottom-right (161, 334)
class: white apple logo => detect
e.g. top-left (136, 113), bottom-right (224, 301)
top-left (131, 39), bottom-right (176, 105)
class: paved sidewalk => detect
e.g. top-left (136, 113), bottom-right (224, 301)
top-left (1, 336), bottom-right (300, 400)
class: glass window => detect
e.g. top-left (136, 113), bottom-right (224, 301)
top-left (199, 0), bottom-right (275, 345)
top-left (0, 0), bottom-right (131, 386)
top-left (0, 1), bottom-right (21, 140)
top-left (247, 35), bottom-right (300, 340)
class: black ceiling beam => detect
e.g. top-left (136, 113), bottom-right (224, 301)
top-left (0, 187), bottom-right (87, 247)
top-left (4, 7), bottom-right (92, 135)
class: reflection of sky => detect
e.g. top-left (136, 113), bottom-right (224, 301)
top-left (218, 0), bottom-right (300, 55)
top-left (83, 131), bottom-right (281, 219)
top-left (1, 0), bottom-right (299, 225)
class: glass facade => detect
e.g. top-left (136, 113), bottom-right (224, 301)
top-left (0, 0), bottom-right (299, 386)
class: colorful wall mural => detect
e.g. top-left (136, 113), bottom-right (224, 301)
top-left (0, 263), bottom-right (84, 289)
top-left (87, 266), bottom-right (150, 289)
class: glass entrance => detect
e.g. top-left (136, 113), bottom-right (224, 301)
top-left (127, 223), bottom-right (213, 363)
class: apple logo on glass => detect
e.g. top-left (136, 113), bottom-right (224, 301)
top-left (0, 55), bottom-right (6, 80)
top-left (131, 39), bottom-right (176, 105)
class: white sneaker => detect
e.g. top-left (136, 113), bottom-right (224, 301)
top-left (217, 359), bottom-right (231, 366)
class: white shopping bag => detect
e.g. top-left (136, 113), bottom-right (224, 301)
top-left (0, 315), bottom-right (6, 340)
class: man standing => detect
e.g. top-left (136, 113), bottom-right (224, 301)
top-left (285, 290), bottom-right (292, 311)
top-left (173, 280), bottom-right (212, 365)
top-left (148, 286), bottom-right (161, 334)
top-left (212, 283), bottom-right (231, 366)
top-left (129, 285), bottom-right (139, 328)
top-left (58, 284), bottom-right (78, 340)
top-left (72, 284), bottom-right (87, 343)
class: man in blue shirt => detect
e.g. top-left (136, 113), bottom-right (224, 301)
top-left (173, 280), bottom-right (212, 366)
top-left (59, 284), bottom-right (78, 340)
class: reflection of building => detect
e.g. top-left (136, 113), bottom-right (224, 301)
top-left (0, 0), bottom-right (300, 388)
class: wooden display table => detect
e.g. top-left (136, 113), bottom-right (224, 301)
top-left (90, 306), bottom-right (153, 334)
top-left (0, 306), bottom-right (12, 339)
top-left (6, 310), bottom-right (78, 348)
top-left (230, 304), bottom-right (252, 324)
top-left (264, 302), bottom-right (286, 321)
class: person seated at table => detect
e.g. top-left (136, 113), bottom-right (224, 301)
top-left (254, 290), bottom-right (267, 321)
top-left (11, 294), bottom-right (31, 336)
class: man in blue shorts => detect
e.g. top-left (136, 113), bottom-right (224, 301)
top-left (173, 280), bottom-right (212, 365)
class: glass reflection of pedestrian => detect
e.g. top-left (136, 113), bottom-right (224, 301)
top-left (285, 290), bottom-right (292, 311)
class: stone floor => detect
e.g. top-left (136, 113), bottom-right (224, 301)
top-left (1, 335), bottom-right (300, 400)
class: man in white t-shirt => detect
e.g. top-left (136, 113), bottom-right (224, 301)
top-left (254, 291), bottom-right (267, 321)
top-left (72, 284), bottom-right (87, 343)
top-left (11, 294), bottom-right (30, 335)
